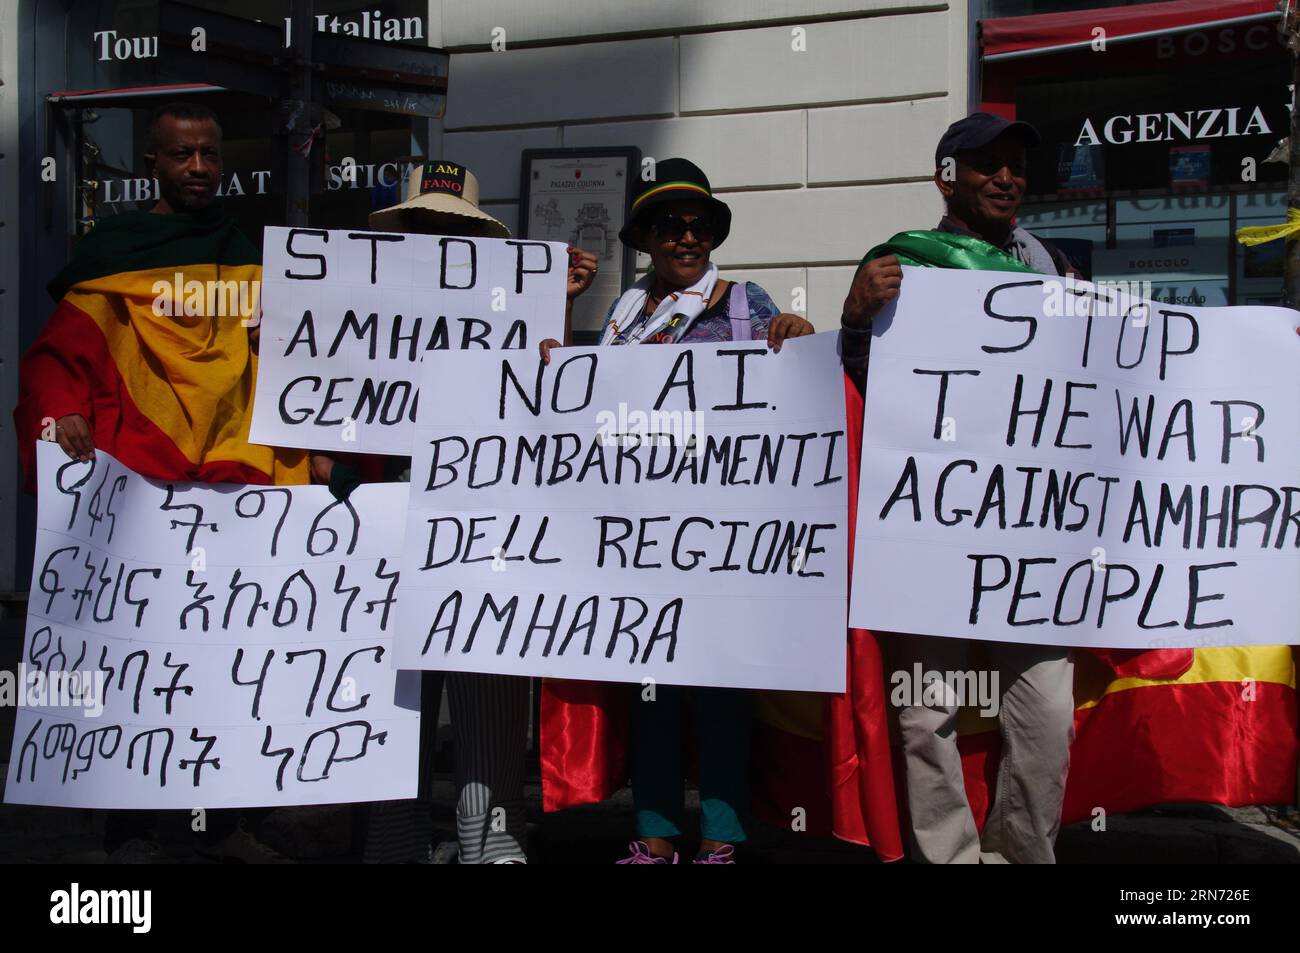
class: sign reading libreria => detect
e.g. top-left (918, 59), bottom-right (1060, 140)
top-left (395, 333), bottom-right (849, 691)
top-left (250, 227), bottom-right (567, 455)
top-left (851, 268), bottom-right (1300, 649)
top-left (5, 443), bottom-right (419, 809)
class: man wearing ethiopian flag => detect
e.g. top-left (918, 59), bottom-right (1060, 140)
top-left (15, 101), bottom-right (309, 489)
top-left (14, 102), bottom-right (308, 862)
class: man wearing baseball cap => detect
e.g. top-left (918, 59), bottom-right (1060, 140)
top-left (840, 113), bottom-right (1078, 864)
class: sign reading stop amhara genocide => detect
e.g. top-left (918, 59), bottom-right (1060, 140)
top-left (395, 332), bottom-right (849, 691)
top-left (851, 267), bottom-right (1300, 649)
top-left (250, 227), bottom-right (567, 455)
top-left (4, 443), bottom-right (419, 809)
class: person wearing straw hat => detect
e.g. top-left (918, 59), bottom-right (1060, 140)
top-left (312, 160), bottom-right (597, 864)
top-left (368, 159), bottom-right (512, 238)
top-left (539, 158), bottom-right (813, 863)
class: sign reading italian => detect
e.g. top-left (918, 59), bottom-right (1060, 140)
top-left (395, 332), bottom-right (849, 691)
top-left (5, 443), bottom-right (419, 809)
top-left (250, 227), bottom-right (567, 455)
top-left (851, 267), bottom-right (1300, 649)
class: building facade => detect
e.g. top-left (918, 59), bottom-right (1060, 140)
top-left (3, 2), bottom-right (1293, 600)
top-left (2, 0), bottom-right (973, 595)
top-left (427, 1), bottom-right (972, 332)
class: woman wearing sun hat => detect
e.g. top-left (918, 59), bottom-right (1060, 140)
top-left (539, 158), bottom-right (813, 864)
top-left (543, 158), bottom-right (809, 352)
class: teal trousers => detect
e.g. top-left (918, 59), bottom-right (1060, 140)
top-left (629, 683), bottom-right (751, 843)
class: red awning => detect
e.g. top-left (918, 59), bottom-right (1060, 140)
top-left (982, 0), bottom-right (1280, 60)
top-left (46, 83), bottom-right (228, 105)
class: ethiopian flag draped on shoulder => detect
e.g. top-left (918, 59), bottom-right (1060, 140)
top-left (861, 229), bottom-right (1039, 272)
top-left (754, 228), bottom-right (1297, 844)
top-left (15, 208), bottom-right (309, 491)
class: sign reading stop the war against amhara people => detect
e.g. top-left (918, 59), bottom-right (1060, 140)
top-left (5, 442), bottom-right (419, 809)
top-left (250, 226), bottom-right (567, 456)
top-left (851, 267), bottom-right (1300, 649)
top-left (395, 332), bottom-right (849, 692)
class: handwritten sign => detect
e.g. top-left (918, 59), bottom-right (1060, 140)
top-left (851, 267), bottom-right (1300, 649)
top-left (4, 443), bottom-right (419, 809)
top-left (395, 333), bottom-right (849, 691)
top-left (250, 227), bottom-right (567, 455)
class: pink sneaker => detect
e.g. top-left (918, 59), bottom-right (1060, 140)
top-left (616, 841), bottom-right (678, 864)
top-left (693, 844), bottom-right (736, 864)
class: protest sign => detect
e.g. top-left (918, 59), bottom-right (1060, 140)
top-left (4, 443), bottom-right (419, 809)
top-left (851, 267), bottom-right (1300, 649)
top-left (250, 227), bottom-right (567, 455)
top-left (395, 332), bottom-right (849, 691)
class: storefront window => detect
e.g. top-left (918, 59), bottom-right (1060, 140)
top-left (1105, 195), bottom-right (1231, 306)
top-left (52, 0), bottom-right (433, 243)
top-left (984, 9), bottom-right (1287, 306)
top-left (1018, 64), bottom-right (1286, 197)
top-left (1019, 193), bottom-right (1282, 306)
top-left (1236, 190), bottom-right (1286, 305)
top-left (1016, 200), bottom-right (1107, 278)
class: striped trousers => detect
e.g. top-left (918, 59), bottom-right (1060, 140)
top-left (447, 672), bottom-right (530, 864)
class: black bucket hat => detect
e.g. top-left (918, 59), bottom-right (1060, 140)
top-left (618, 157), bottom-right (732, 251)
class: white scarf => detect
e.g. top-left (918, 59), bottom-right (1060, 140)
top-left (599, 262), bottom-right (719, 345)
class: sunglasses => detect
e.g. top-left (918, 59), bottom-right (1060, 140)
top-left (958, 151), bottom-right (1027, 178)
top-left (649, 214), bottom-right (717, 244)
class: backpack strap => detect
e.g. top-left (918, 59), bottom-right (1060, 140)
top-left (726, 281), bottom-right (752, 342)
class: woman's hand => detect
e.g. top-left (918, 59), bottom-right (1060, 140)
top-left (309, 452), bottom-right (335, 485)
top-left (566, 246), bottom-right (598, 300)
top-left (310, 452), bottom-right (363, 500)
top-left (767, 313), bottom-right (815, 352)
top-left (539, 337), bottom-right (562, 365)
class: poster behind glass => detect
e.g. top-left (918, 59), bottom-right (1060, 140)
top-left (521, 148), bottom-right (640, 343)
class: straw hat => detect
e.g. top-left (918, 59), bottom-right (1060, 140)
top-left (368, 160), bottom-right (510, 237)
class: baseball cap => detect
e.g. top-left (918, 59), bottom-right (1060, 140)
top-left (935, 112), bottom-right (1041, 168)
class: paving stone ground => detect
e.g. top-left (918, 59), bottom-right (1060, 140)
top-left (3, 615), bottom-right (1296, 865)
top-left (1, 768), bottom-right (1296, 864)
